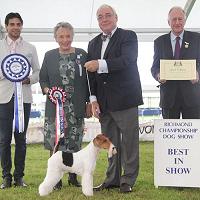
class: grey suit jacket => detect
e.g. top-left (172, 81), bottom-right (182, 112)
top-left (0, 37), bottom-right (40, 103)
top-left (151, 31), bottom-right (200, 108)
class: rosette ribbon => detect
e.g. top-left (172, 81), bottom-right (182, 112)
top-left (1, 53), bottom-right (31, 133)
top-left (48, 86), bottom-right (66, 145)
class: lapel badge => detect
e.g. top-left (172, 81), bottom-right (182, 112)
top-left (184, 41), bottom-right (189, 48)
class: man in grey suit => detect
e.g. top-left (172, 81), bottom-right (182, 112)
top-left (85, 4), bottom-right (143, 193)
top-left (151, 6), bottom-right (200, 119)
top-left (0, 13), bottom-right (40, 189)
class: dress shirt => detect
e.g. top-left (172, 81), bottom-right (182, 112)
top-left (6, 36), bottom-right (22, 53)
top-left (170, 31), bottom-right (184, 57)
top-left (97, 27), bottom-right (117, 74)
top-left (90, 28), bottom-right (117, 103)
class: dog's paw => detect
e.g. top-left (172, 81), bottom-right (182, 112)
top-left (83, 192), bottom-right (93, 196)
top-left (82, 188), bottom-right (93, 196)
top-left (39, 184), bottom-right (50, 196)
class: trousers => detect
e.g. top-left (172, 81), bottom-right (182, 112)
top-left (0, 97), bottom-right (31, 180)
top-left (99, 107), bottom-right (139, 187)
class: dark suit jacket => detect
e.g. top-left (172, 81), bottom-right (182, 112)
top-left (87, 28), bottom-right (143, 113)
top-left (39, 48), bottom-right (89, 118)
top-left (151, 31), bottom-right (200, 109)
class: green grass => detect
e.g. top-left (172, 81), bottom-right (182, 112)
top-left (0, 142), bottom-right (200, 200)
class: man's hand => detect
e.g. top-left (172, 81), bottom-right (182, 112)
top-left (157, 73), bottom-right (166, 84)
top-left (85, 103), bottom-right (93, 118)
top-left (84, 60), bottom-right (99, 72)
top-left (22, 78), bottom-right (30, 85)
top-left (191, 71), bottom-right (199, 84)
top-left (91, 101), bottom-right (100, 119)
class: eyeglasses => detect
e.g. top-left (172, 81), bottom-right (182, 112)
top-left (97, 13), bottom-right (114, 21)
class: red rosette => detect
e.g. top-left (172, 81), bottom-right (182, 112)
top-left (48, 86), bottom-right (66, 104)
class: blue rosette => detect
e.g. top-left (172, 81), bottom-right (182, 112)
top-left (1, 53), bottom-right (30, 82)
top-left (1, 53), bottom-right (31, 133)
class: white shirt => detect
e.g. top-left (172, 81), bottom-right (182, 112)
top-left (90, 27), bottom-right (117, 103)
top-left (6, 36), bottom-right (22, 53)
top-left (97, 27), bottom-right (117, 74)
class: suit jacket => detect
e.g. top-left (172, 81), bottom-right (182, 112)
top-left (87, 28), bottom-right (143, 113)
top-left (39, 48), bottom-right (89, 118)
top-left (0, 38), bottom-right (40, 103)
top-left (151, 31), bottom-right (200, 108)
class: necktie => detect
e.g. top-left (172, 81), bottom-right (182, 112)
top-left (101, 33), bottom-right (112, 41)
top-left (174, 36), bottom-right (180, 59)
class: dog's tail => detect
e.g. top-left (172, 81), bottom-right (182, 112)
top-left (53, 140), bottom-right (60, 154)
top-left (53, 134), bottom-right (64, 154)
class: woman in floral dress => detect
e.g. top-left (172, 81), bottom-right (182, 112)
top-left (39, 22), bottom-right (92, 189)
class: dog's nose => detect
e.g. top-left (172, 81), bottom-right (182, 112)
top-left (112, 146), bottom-right (117, 154)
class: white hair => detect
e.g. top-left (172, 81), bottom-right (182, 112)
top-left (96, 4), bottom-right (117, 18)
top-left (168, 6), bottom-right (186, 21)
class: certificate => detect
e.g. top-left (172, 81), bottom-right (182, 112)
top-left (160, 59), bottom-right (196, 80)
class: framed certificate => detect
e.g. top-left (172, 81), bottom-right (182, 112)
top-left (160, 59), bottom-right (196, 80)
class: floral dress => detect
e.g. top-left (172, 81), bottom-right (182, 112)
top-left (44, 52), bottom-right (84, 152)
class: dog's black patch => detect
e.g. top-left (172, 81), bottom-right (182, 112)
top-left (62, 152), bottom-right (73, 167)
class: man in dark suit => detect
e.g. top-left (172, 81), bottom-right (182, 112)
top-left (84, 4), bottom-right (143, 193)
top-left (151, 6), bottom-right (200, 119)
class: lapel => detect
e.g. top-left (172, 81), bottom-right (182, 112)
top-left (95, 35), bottom-right (103, 58)
top-left (180, 31), bottom-right (189, 59)
top-left (103, 28), bottom-right (119, 58)
top-left (54, 48), bottom-right (60, 71)
top-left (53, 49), bottom-right (63, 83)
top-left (165, 33), bottom-right (173, 59)
top-left (2, 39), bottom-right (11, 55)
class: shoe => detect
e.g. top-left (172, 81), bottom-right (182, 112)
top-left (93, 182), bottom-right (119, 191)
top-left (53, 180), bottom-right (62, 190)
top-left (14, 178), bottom-right (27, 187)
top-left (68, 173), bottom-right (81, 187)
top-left (120, 183), bottom-right (132, 193)
top-left (0, 178), bottom-right (12, 189)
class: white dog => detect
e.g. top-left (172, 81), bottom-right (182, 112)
top-left (39, 134), bottom-right (117, 196)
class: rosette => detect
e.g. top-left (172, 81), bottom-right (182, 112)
top-left (48, 86), bottom-right (67, 145)
top-left (1, 53), bottom-right (31, 133)
top-left (48, 86), bottom-right (66, 104)
top-left (1, 53), bottom-right (30, 82)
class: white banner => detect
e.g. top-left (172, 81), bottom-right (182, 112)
top-left (83, 120), bottom-right (155, 142)
top-left (154, 119), bottom-right (200, 188)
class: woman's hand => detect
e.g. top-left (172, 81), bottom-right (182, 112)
top-left (43, 87), bottom-right (50, 95)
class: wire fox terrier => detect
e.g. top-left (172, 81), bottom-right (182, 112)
top-left (39, 134), bottom-right (117, 196)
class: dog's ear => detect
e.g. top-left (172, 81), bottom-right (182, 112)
top-left (93, 137), bottom-right (99, 147)
top-left (93, 134), bottom-right (103, 147)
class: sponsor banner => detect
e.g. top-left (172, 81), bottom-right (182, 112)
top-left (83, 120), bottom-right (154, 142)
